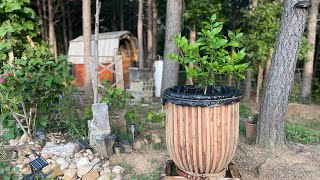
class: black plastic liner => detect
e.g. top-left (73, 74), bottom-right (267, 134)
top-left (161, 85), bottom-right (242, 107)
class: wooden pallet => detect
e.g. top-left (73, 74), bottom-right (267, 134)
top-left (160, 160), bottom-right (241, 180)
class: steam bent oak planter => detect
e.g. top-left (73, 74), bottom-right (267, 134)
top-left (162, 85), bottom-right (242, 178)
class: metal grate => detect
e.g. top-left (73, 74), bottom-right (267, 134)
top-left (76, 139), bottom-right (93, 149)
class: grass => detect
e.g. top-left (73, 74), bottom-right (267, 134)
top-left (129, 165), bottom-right (163, 180)
top-left (285, 122), bottom-right (320, 144)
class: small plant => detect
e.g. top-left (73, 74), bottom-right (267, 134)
top-left (169, 14), bottom-right (248, 93)
top-left (101, 88), bottom-right (132, 110)
top-left (0, 142), bottom-right (19, 180)
top-left (239, 104), bottom-right (252, 118)
top-left (285, 123), bottom-right (320, 144)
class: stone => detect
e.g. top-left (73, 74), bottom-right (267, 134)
top-left (77, 165), bottom-right (93, 177)
top-left (42, 164), bottom-right (54, 174)
top-left (82, 170), bottom-right (100, 180)
top-left (60, 162), bottom-right (70, 171)
top-left (50, 167), bottom-right (63, 179)
top-left (112, 166), bottom-right (124, 176)
top-left (28, 154), bottom-right (36, 161)
top-left (92, 163), bottom-right (101, 170)
top-left (21, 167), bottom-right (32, 175)
top-left (86, 149), bottom-right (93, 155)
top-left (76, 157), bottom-right (90, 168)
top-left (151, 134), bottom-right (161, 143)
top-left (102, 161), bottom-right (110, 167)
top-left (75, 153), bottom-right (81, 158)
top-left (63, 168), bottom-right (78, 180)
top-left (92, 157), bottom-right (100, 165)
top-left (113, 176), bottom-right (122, 180)
top-left (42, 153), bottom-right (53, 160)
top-left (97, 174), bottom-right (111, 180)
top-left (132, 140), bottom-right (142, 150)
top-left (41, 142), bottom-right (79, 158)
top-left (19, 134), bottom-right (31, 144)
top-left (23, 158), bottom-right (30, 166)
top-left (28, 141), bottom-right (35, 145)
top-left (69, 163), bottom-right (77, 169)
top-left (88, 154), bottom-right (94, 160)
top-left (9, 139), bottom-right (19, 146)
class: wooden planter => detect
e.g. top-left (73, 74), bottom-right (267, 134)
top-left (163, 86), bottom-right (241, 178)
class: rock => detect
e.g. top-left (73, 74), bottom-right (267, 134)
top-left (75, 153), bottom-right (81, 158)
top-left (88, 154), bottom-right (94, 160)
top-left (23, 158), bottom-right (30, 166)
top-left (56, 157), bottom-right (69, 170)
top-left (77, 165), bottom-right (93, 177)
top-left (92, 157), bottom-right (100, 165)
top-left (102, 161), bottom-right (110, 167)
top-left (28, 141), bottom-right (35, 145)
top-left (41, 142), bottom-right (79, 158)
top-left (76, 157), bottom-right (90, 168)
top-left (143, 138), bottom-right (149, 145)
top-left (151, 134), bottom-right (161, 143)
top-left (132, 140), bottom-right (142, 150)
top-left (21, 167), bottom-right (32, 175)
top-left (9, 139), bottom-right (19, 146)
top-left (42, 153), bottom-right (54, 160)
top-left (51, 167), bottom-right (63, 179)
top-left (82, 170), bottom-right (100, 180)
top-left (112, 166), bottom-right (124, 176)
top-left (20, 134), bottom-right (31, 144)
top-left (97, 174), bottom-right (111, 180)
top-left (63, 168), bottom-right (78, 180)
top-left (28, 154), bottom-right (36, 161)
top-left (42, 164), bottom-right (54, 174)
top-left (86, 149), bottom-right (93, 155)
top-left (69, 163), bottom-right (77, 169)
top-left (35, 144), bottom-right (42, 150)
top-left (92, 163), bottom-right (101, 170)
top-left (113, 176), bottom-right (122, 180)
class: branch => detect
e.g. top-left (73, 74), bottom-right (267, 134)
top-left (8, 107), bottom-right (28, 135)
top-left (53, 0), bottom-right (61, 16)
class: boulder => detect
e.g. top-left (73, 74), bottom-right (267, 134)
top-left (82, 170), bottom-right (100, 180)
top-left (76, 157), bottom-right (90, 168)
top-left (41, 142), bottom-right (79, 158)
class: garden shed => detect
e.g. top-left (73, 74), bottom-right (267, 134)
top-left (68, 31), bottom-right (138, 89)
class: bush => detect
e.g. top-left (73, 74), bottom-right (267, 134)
top-left (285, 123), bottom-right (320, 144)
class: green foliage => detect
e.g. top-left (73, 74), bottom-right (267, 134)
top-left (48, 93), bottom-right (89, 139)
top-left (0, 142), bottom-right (19, 180)
top-left (101, 88), bottom-right (132, 110)
top-left (0, 0), bottom-right (73, 137)
top-left (239, 104), bottom-right (252, 118)
top-left (169, 14), bottom-right (248, 91)
top-left (152, 141), bottom-right (166, 151)
top-left (241, 1), bottom-right (283, 65)
top-left (285, 123), bottom-right (320, 144)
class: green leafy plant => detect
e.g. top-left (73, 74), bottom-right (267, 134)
top-left (285, 123), bottom-right (320, 144)
top-left (0, 1), bottom-right (73, 138)
top-left (101, 88), bottom-right (132, 110)
top-left (0, 142), bottom-right (19, 180)
top-left (169, 14), bottom-right (248, 93)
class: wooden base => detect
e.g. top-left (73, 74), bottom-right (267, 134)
top-left (160, 160), bottom-right (241, 180)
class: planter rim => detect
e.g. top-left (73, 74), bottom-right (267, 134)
top-left (162, 85), bottom-right (242, 107)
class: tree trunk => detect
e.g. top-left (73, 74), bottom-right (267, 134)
top-left (147, 0), bottom-right (153, 69)
top-left (264, 59), bottom-right (272, 84)
top-left (255, 63), bottom-right (264, 103)
top-left (160, 0), bottom-right (183, 93)
top-left (301, 0), bottom-right (319, 102)
top-left (256, 0), bottom-right (308, 148)
top-left (61, 0), bottom-right (68, 54)
top-left (83, 0), bottom-right (93, 97)
top-left (243, 69), bottom-right (252, 101)
top-left (92, 1), bottom-right (101, 104)
top-left (251, 0), bottom-right (258, 8)
top-left (67, 4), bottom-right (73, 40)
top-left (42, 0), bottom-right (48, 41)
top-left (228, 0), bottom-right (237, 87)
top-left (120, 0), bottom-right (124, 31)
top-left (112, 0), bottom-right (117, 31)
top-left (48, 0), bottom-right (57, 59)
top-left (152, 0), bottom-right (158, 61)
top-left (36, 0), bottom-right (45, 40)
top-left (138, 0), bottom-right (144, 68)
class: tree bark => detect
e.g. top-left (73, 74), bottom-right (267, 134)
top-left (67, 4), bottom-right (73, 40)
top-left (300, 0), bottom-right (319, 102)
top-left (243, 69), bottom-right (252, 101)
top-left (120, 0), bottom-right (124, 31)
top-left (92, 1), bottom-right (101, 104)
top-left (256, 0), bottom-right (308, 148)
top-left (138, 0), bottom-right (144, 68)
top-left (42, 0), bottom-right (48, 42)
top-left (36, 0), bottom-right (45, 40)
top-left (152, 0), bottom-right (158, 61)
top-left (255, 63), bottom-right (264, 103)
top-left (161, 0), bottom-right (183, 93)
top-left (48, 0), bottom-right (57, 59)
top-left (83, 0), bottom-right (93, 97)
top-left (147, 0), bottom-right (153, 68)
top-left (61, 0), bottom-right (68, 53)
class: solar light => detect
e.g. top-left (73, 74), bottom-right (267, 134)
top-left (130, 124), bottom-right (135, 142)
top-left (295, 1), bottom-right (312, 8)
top-left (105, 134), bottom-right (117, 157)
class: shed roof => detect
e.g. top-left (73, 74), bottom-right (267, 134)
top-left (68, 31), bottom-right (136, 64)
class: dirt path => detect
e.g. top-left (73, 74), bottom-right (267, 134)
top-left (109, 135), bottom-right (320, 180)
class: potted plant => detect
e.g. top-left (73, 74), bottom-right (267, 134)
top-left (162, 14), bottom-right (248, 178)
top-left (246, 114), bottom-right (258, 140)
